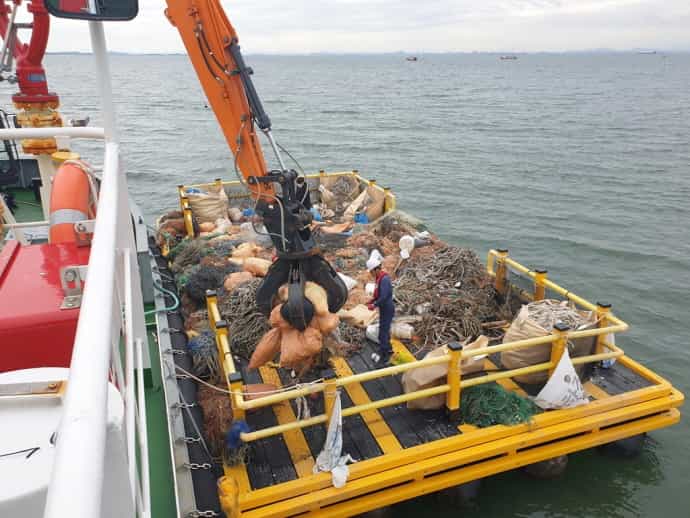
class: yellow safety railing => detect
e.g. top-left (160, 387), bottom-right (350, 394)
top-left (204, 250), bottom-right (628, 443)
top-left (178, 170), bottom-right (396, 237)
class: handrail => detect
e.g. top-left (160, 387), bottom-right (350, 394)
top-left (177, 170), bottom-right (397, 238)
top-left (204, 249), bottom-right (628, 444)
top-left (0, 126), bottom-right (105, 140)
top-left (486, 249), bottom-right (629, 330)
top-left (44, 142), bottom-right (120, 518)
top-left (38, 21), bottom-right (149, 518)
top-left (43, 149), bottom-right (151, 516)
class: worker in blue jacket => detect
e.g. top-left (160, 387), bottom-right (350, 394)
top-left (366, 251), bottom-right (395, 366)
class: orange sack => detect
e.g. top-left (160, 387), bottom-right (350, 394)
top-left (224, 271), bottom-right (254, 293)
top-left (303, 328), bottom-right (323, 356)
top-left (249, 328), bottom-right (282, 369)
top-left (315, 312), bottom-right (340, 335)
top-left (270, 304), bottom-right (290, 329)
top-left (243, 384), bottom-right (277, 401)
top-left (243, 257), bottom-right (272, 277)
top-left (280, 328), bottom-right (323, 369)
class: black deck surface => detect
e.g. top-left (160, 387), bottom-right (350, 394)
top-left (241, 340), bottom-right (460, 490)
top-left (589, 362), bottom-right (653, 395)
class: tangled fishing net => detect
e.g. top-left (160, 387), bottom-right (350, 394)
top-left (394, 246), bottom-right (512, 347)
top-left (197, 383), bottom-right (234, 459)
top-left (183, 266), bottom-right (227, 306)
top-left (460, 383), bottom-right (541, 428)
top-left (171, 239), bottom-right (215, 274)
top-left (330, 176), bottom-right (359, 200)
top-left (184, 310), bottom-right (210, 332)
top-left (526, 299), bottom-right (591, 330)
top-left (187, 331), bottom-right (221, 383)
top-left (217, 278), bottom-right (270, 359)
top-left (210, 239), bottom-right (236, 257)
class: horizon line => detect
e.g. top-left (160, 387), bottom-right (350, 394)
top-left (46, 48), bottom-right (689, 56)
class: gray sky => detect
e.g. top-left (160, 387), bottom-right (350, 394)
top-left (44, 0), bottom-right (690, 53)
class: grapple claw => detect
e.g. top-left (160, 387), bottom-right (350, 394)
top-left (256, 254), bottom-right (348, 330)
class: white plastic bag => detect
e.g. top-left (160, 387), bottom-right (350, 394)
top-left (366, 322), bottom-right (414, 342)
top-left (399, 235), bottom-right (415, 259)
top-left (313, 392), bottom-right (355, 488)
top-left (532, 348), bottom-right (589, 410)
top-left (337, 272), bottom-right (357, 292)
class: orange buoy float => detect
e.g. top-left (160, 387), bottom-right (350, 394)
top-left (49, 162), bottom-right (96, 243)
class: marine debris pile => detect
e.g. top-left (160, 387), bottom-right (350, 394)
top-left (156, 178), bottom-right (522, 373)
top-left (155, 176), bottom-right (529, 449)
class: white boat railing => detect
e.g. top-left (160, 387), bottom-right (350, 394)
top-left (0, 21), bottom-right (151, 518)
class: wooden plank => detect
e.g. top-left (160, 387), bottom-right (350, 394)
top-left (347, 347), bottom-right (421, 448)
top-left (258, 366), bottom-right (315, 477)
top-left (241, 364), bottom-right (297, 488)
top-left (584, 380), bottom-right (610, 400)
top-left (329, 356), bottom-right (402, 454)
top-left (275, 367), bottom-right (327, 460)
top-left (354, 341), bottom-right (458, 447)
top-left (273, 367), bottom-right (382, 462)
top-left (386, 340), bottom-right (460, 442)
top-left (591, 362), bottom-right (652, 396)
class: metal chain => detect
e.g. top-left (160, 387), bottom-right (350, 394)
top-left (186, 510), bottom-right (220, 517)
top-left (171, 402), bottom-right (196, 410)
top-left (184, 462), bottom-right (213, 470)
top-left (178, 436), bottom-right (201, 445)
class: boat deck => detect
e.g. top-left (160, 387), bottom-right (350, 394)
top-left (4, 187), bottom-right (43, 223)
top-left (153, 172), bottom-right (683, 517)
top-left (150, 247), bottom-right (682, 518)
top-left (239, 340), bottom-right (461, 491)
top-left (234, 340), bottom-right (668, 494)
top-left (222, 341), bottom-right (681, 518)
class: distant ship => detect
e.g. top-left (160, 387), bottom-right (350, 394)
top-left (637, 50), bottom-right (657, 54)
top-left (406, 56), bottom-right (418, 61)
top-left (500, 55), bottom-right (518, 60)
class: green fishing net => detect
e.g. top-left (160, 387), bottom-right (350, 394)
top-left (460, 383), bottom-right (541, 428)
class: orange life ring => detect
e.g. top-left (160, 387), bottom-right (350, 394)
top-left (49, 162), bottom-right (96, 244)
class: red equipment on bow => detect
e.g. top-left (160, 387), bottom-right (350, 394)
top-left (0, 0), bottom-right (58, 105)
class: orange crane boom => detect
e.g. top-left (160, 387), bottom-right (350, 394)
top-left (164, 0), bottom-right (347, 329)
top-left (164, 0), bottom-right (271, 197)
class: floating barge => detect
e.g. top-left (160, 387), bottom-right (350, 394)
top-left (152, 171), bottom-right (684, 517)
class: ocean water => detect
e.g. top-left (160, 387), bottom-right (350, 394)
top-left (13, 52), bottom-right (690, 516)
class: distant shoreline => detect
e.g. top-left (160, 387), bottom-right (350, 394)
top-left (46, 49), bottom-right (689, 57)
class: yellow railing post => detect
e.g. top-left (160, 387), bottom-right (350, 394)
top-left (324, 370), bottom-right (337, 424)
top-left (495, 249), bottom-right (509, 295)
top-left (445, 342), bottom-right (463, 423)
top-left (228, 371), bottom-right (246, 422)
top-left (534, 268), bottom-right (547, 301)
top-left (550, 322), bottom-right (570, 377)
top-left (205, 289), bottom-right (218, 334)
top-left (595, 302), bottom-right (612, 354)
top-left (181, 197), bottom-right (194, 238)
top-left (177, 184), bottom-right (185, 211)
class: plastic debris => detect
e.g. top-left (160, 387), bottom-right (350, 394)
top-left (533, 348), bottom-right (589, 410)
top-left (313, 392), bottom-right (356, 488)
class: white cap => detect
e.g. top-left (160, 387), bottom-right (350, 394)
top-left (366, 249), bottom-right (383, 271)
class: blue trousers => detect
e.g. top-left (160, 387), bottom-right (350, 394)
top-left (378, 304), bottom-right (395, 356)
